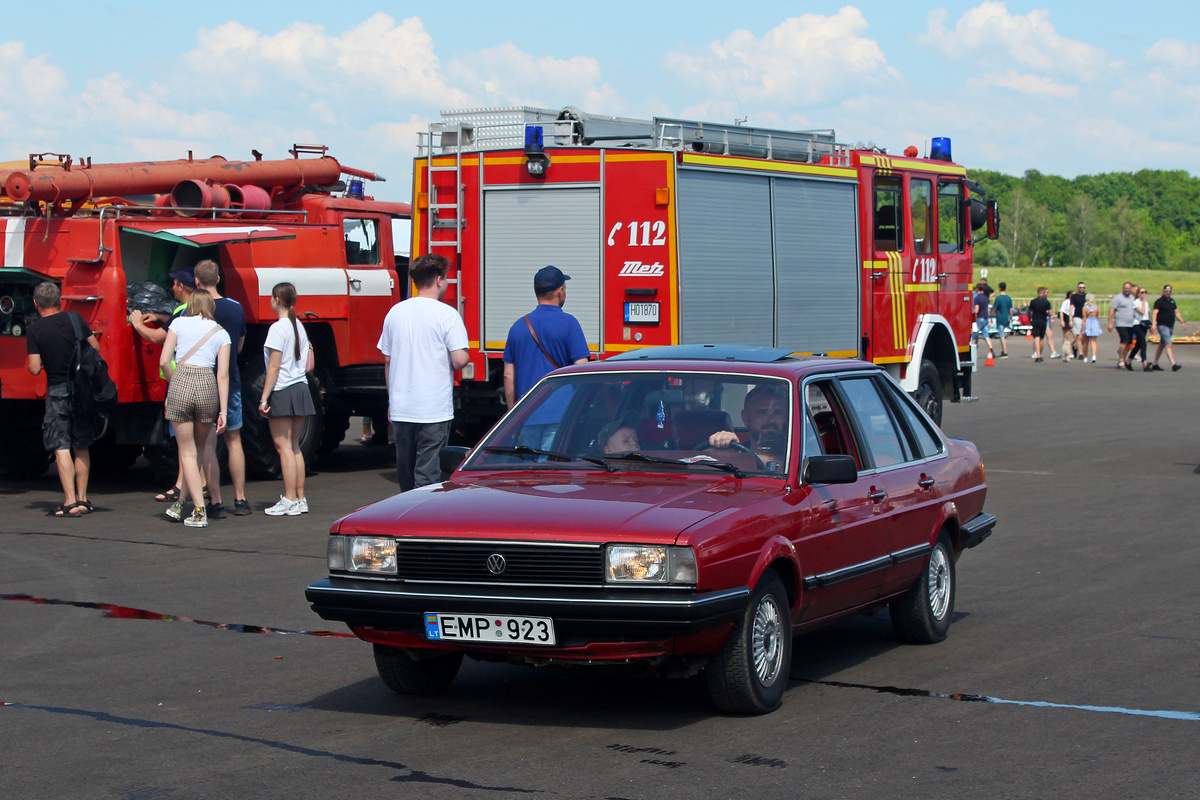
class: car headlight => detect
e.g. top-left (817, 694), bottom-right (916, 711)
top-left (328, 536), bottom-right (397, 575)
top-left (605, 545), bottom-right (697, 585)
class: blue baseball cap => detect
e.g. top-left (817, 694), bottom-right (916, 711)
top-left (169, 269), bottom-right (196, 288)
top-left (534, 265), bottom-right (570, 293)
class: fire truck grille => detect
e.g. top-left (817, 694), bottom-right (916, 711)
top-left (395, 541), bottom-right (604, 585)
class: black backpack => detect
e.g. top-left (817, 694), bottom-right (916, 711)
top-left (68, 313), bottom-right (119, 434)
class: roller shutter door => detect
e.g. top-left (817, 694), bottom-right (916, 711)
top-left (482, 188), bottom-right (601, 349)
top-left (676, 171), bottom-right (774, 345)
top-left (773, 179), bottom-right (860, 353)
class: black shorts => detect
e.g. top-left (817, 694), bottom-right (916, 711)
top-left (1032, 321), bottom-right (1047, 339)
top-left (1116, 326), bottom-right (1133, 345)
top-left (42, 383), bottom-right (96, 452)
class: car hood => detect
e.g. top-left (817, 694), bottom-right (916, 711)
top-left (335, 472), bottom-right (781, 545)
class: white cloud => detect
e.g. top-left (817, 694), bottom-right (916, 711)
top-left (976, 70), bottom-right (1078, 98)
top-left (1146, 38), bottom-right (1200, 68)
top-left (449, 43), bottom-right (622, 111)
top-left (663, 8), bottom-right (899, 105)
top-left (184, 14), bottom-right (467, 105)
top-left (920, 2), bottom-right (1110, 81)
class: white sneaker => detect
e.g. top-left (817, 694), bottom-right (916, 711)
top-left (296, 497), bottom-right (309, 514)
top-left (264, 496), bottom-right (301, 516)
top-left (183, 507), bottom-right (208, 528)
top-left (1050, 353), bottom-right (1061, 359)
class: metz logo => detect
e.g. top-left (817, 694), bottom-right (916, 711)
top-left (618, 261), bottom-right (665, 277)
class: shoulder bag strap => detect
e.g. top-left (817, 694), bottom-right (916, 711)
top-left (524, 315), bottom-right (560, 369)
top-left (176, 323), bottom-right (221, 368)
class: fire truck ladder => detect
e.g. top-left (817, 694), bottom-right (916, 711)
top-left (418, 122), bottom-right (469, 317)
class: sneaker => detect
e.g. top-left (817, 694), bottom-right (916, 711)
top-left (1034, 357), bottom-right (1043, 362)
top-left (232, 499), bottom-right (253, 516)
top-left (1124, 361), bottom-right (1133, 372)
top-left (999, 353), bottom-right (1009, 358)
top-left (296, 497), bottom-right (309, 514)
top-left (183, 507), bottom-right (208, 528)
top-left (1050, 353), bottom-right (1061, 359)
top-left (1091, 356), bottom-right (1097, 362)
top-left (1144, 363), bottom-right (1152, 372)
top-left (1152, 364), bottom-right (1164, 371)
top-left (264, 496), bottom-right (301, 516)
top-left (165, 500), bottom-right (184, 522)
top-left (206, 502), bottom-right (227, 520)
top-left (1172, 364), bottom-right (1182, 372)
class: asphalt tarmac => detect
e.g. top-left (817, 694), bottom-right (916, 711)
top-left (2, 342), bottom-right (1198, 799)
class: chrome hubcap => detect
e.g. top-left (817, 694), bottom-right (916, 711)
top-left (927, 545), bottom-right (951, 620)
top-left (751, 595), bottom-right (784, 686)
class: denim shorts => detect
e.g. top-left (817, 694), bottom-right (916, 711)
top-left (226, 388), bottom-right (243, 432)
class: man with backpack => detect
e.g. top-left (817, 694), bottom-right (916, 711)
top-left (26, 282), bottom-right (114, 517)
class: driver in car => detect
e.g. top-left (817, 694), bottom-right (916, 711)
top-left (707, 385), bottom-right (788, 471)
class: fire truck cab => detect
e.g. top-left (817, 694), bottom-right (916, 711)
top-left (414, 107), bottom-right (998, 434)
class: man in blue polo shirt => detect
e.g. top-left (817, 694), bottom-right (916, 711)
top-left (503, 266), bottom-right (590, 450)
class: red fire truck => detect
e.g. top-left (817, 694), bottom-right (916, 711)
top-left (0, 149), bottom-right (408, 479)
top-left (413, 107), bottom-right (998, 436)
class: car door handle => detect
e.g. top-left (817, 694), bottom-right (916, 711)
top-left (918, 476), bottom-right (935, 489)
top-left (868, 489), bottom-right (887, 502)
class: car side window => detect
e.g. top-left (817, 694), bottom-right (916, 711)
top-left (804, 381), bottom-right (862, 468)
top-left (836, 377), bottom-right (909, 468)
top-left (882, 380), bottom-right (944, 459)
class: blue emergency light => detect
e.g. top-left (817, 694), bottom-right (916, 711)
top-left (524, 125), bottom-right (550, 178)
top-left (930, 137), bottom-right (952, 162)
top-left (347, 178), bottom-right (365, 199)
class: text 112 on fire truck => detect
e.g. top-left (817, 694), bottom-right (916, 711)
top-left (413, 106), bottom-right (999, 434)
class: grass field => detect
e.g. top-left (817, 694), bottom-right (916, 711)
top-left (974, 266), bottom-right (1200, 321)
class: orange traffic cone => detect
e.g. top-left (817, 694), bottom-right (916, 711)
top-left (1025, 329), bottom-right (1033, 339)
top-left (985, 349), bottom-right (995, 367)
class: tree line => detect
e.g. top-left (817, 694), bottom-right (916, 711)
top-left (969, 167), bottom-right (1200, 271)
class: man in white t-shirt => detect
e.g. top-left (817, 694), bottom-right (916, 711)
top-left (377, 254), bottom-right (469, 491)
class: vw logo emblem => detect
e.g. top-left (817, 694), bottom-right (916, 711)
top-left (486, 554), bottom-right (507, 575)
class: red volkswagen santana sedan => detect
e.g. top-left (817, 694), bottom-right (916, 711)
top-left (306, 345), bottom-right (995, 715)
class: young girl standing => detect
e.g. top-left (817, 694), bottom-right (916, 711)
top-left (160, 289), bottom-right (231, 528)
top-left (259, 283), bottom-right (315, 516)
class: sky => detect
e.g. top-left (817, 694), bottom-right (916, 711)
top-left (2, 1), bottom-right (1199, 207)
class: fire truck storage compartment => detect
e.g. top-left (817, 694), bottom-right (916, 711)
top-left (676, 168), bottom-right (859, 354)
top-left (482, 187), bottom-right (601, 350)
top-left (119, 229), bottom-right (211, 287)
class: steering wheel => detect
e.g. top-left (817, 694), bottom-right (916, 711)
top-left (697, 440), bottom-right (766, 471)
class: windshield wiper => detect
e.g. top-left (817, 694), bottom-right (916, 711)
top-left (600, 452), bottom-right (746, 479)
top-left (481, 445), bottom-right (615, 471)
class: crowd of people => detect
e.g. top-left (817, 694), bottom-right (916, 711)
top-left (973, 278), bottom-right (1188, 371)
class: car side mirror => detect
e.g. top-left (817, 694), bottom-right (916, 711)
top-left (803, 454), bottom-right (858, 484)
top-left (439, 446), bottom-right (470, 480)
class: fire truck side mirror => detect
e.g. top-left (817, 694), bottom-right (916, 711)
top-left (987, 199), bottom-right (1000, 239)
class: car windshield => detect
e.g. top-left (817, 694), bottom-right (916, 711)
top-left (464, 372), bottom-right (793, 478)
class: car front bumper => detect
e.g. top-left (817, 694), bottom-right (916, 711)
top-left (305, 578), bottom-right (750, 650)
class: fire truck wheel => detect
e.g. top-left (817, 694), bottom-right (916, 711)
top-left (239, 359), bottom-right (324, 480)
top-left (319, 411), bottom-right (351, 455)
top-left (0, 405), bottom-right (52, 479)
top-left (90, 431), bottom-right (141, 473)
top-left (914, 359), bottom-right (943, 425)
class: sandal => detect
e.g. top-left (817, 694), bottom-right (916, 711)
top-left (75, 500), bottom-right (94, 515)
top-left (155, 486), bottom-right (182, 503)
top-left (46, 502), bottom-right (84, 518)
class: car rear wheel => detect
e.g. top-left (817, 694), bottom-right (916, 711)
top-left (706, 570), bottom-right (791, 715)
top-left (373, 644), bottom-right (463, 695)
top-left (890, 532), bottom-right (955, 644)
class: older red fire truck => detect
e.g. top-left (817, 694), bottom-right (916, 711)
top-left (0, 149), bottom-right (408, 479)
top-left (413, 107), bottom-right (998, 435)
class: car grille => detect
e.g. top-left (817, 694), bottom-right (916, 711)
top-left (395, 540), bottom-right (604, 586)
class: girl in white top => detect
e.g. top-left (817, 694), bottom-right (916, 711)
top-left (160, 289), bottom-right (231, 528)
top-left (259, 282), bottom-right (315, 516)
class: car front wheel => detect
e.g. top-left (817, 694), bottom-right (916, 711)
top-left (373, 644), bottom-right (464, 695)
top-left (890, 533), bottom-right (955, 644)
top-left (706, 571), bottom-right (792, 715)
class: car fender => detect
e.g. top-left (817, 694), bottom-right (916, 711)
top-left (932, 500), bottom-right (962, 552)
top-left (745, 535), bottom-right (801, 612)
